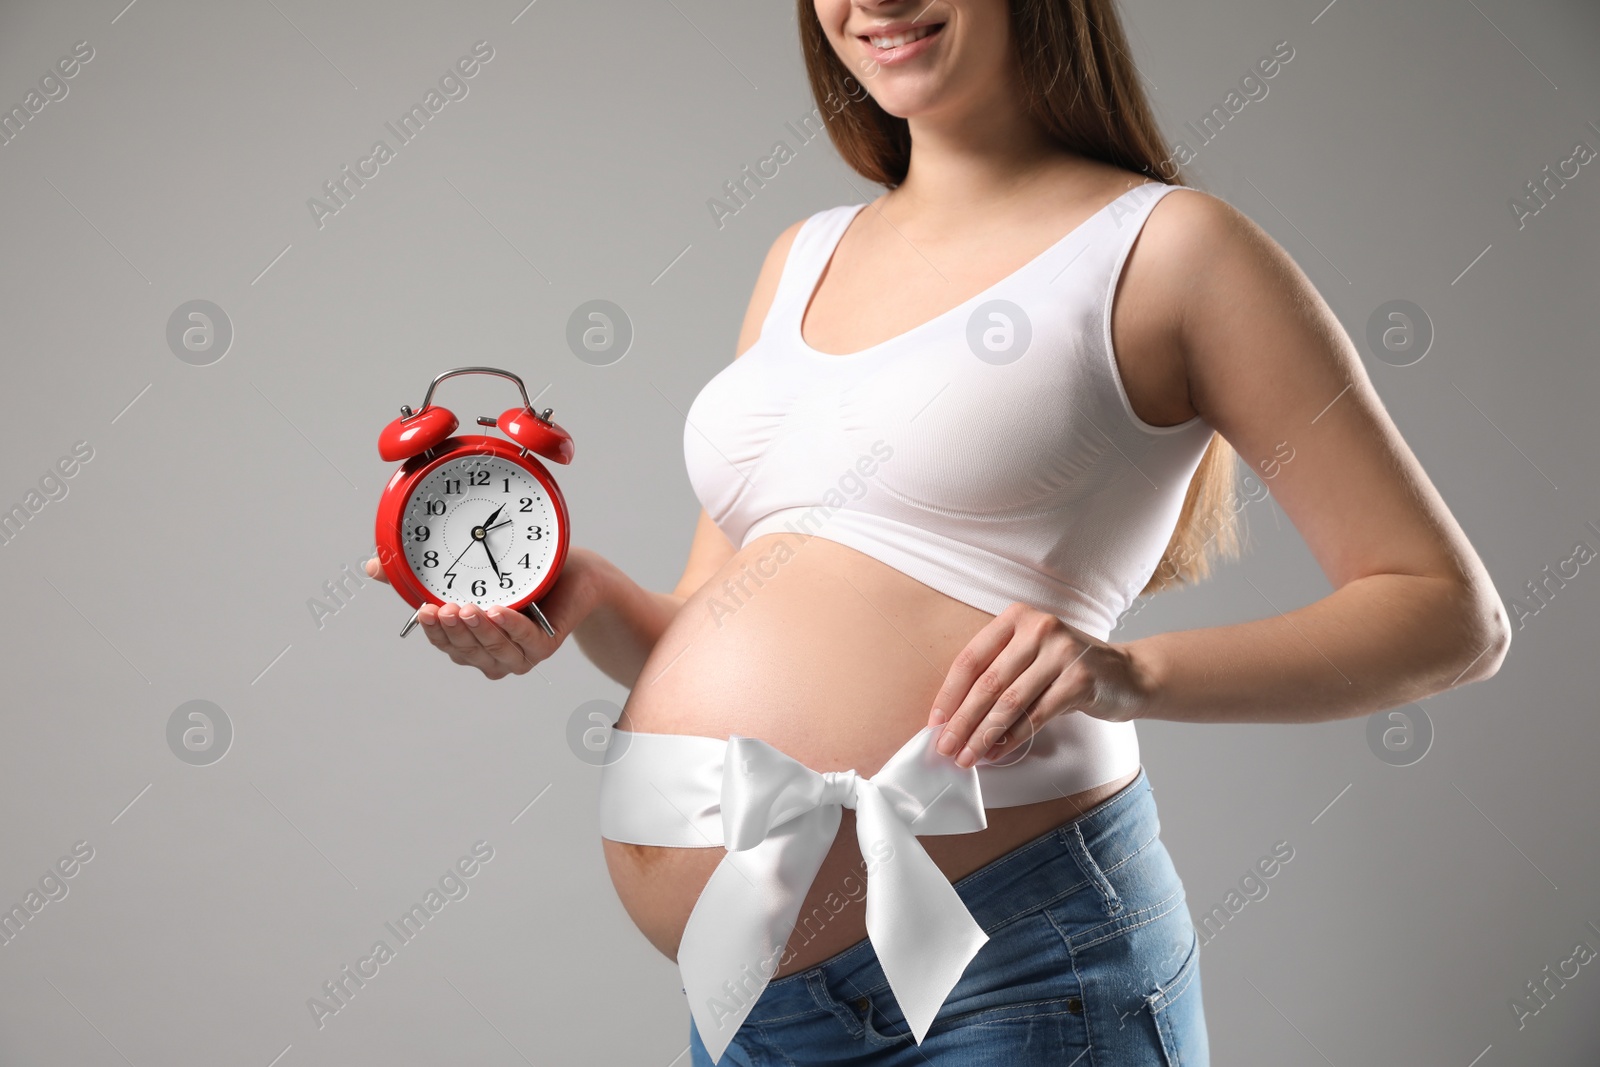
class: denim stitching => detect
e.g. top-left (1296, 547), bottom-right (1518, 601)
top-left (732, 772), bottom-right (1160, 1043)
top-left (836, 972), bottom-right (922, 1049)
top-left (763, 773), bottom-right (1154, 979)
top-left (949, 825), bottom-right (1112, 938)
top-left (1094, 826), bottom-right (1160, 878)
top-left (1065, 821), bottom-right (1124, 916)
top-left (1154, 1011), bottom-right (1180, 1067)
top-left (1076, 766), bottom-right (1152, 822)
top-left (759, 934), bottom-right (877, 992)
top-left (1020, 825), bottom-right (1162, 935)
top-left (985, 883), bottom-right (1085, 932)
top-left (949, 768), bottom-right (1151, 894)
top-left (982, 829), bottom-right (1147, 929)
top-left (1063, 925), bottom-right (1102, 1067)
top-left (802, 970), bottom-right (865, 1036)
top-left (1051, 884), bottom-right (1187, 954)
top-left (960, 830), bottom-right (1136, 936)
top-left (858, 1000), bottom-right (919, 1047)
top-left (1044, 880), bottom-right (1183, 950)
top-left (949, 829), bottom-right (1064, 891)
top-left (853, 975), bottom-right (894, 1000)
top-left (1063, 766), bottom-right (1150, 824)
top-left (950, 1004), bottom-right (1084, 1029)
top-left (753, 1022), bottom-right (799, 1067)
top-left (1148, 944), bottom-right (1198, 1067)
top-left (915, 786), bottom-right (1165, 960)
top-left (1038, 887), bottom-right (1189, 1067)
top-left (1151, 957), bottom-right (1195, 1015)
top-left (1148, 932), bottom-right (1199, 1014)
top-left (745, 1001), bottom-right (834, 1026)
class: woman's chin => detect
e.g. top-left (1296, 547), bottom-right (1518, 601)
top-left (862, 87), bottom-right (951, 123)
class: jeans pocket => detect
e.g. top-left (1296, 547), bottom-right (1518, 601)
top-left (846, 992), bottom-right (914, 1050)
top-left (1146, 925), bottom-right (1208, 1067)
top-left (913, 945), bottom-right (1090, 1067)
top-left (844, 911), bottom-right (1087, 1047)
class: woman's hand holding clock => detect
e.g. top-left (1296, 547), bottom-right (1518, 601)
top-left (363, 541), bottom-right (601, 681)
top-left (928, 602), bottom-right (1154, 768)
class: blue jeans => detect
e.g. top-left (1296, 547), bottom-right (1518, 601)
top-left (688, 766), bottom-right (1207, 1065)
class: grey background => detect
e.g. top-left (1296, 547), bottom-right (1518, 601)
top-left (1, 0), bottom-right (1596, 1063)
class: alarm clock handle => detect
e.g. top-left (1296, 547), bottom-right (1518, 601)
top-left (416, 366), bottom-right (534, 414)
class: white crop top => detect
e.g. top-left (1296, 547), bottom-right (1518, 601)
top-left (683, 180), bottom-right (1214, 640)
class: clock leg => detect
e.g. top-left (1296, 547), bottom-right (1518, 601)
top-left (524, 601), bottom-right (556, 637)
top-left (399, 609), bottom-right (421, 638)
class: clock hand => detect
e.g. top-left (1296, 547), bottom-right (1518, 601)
top-left (480, 529), bottom-right (505, 579)
top-left (443, 503), bottom-right (515, 596)
top-left (440, 536), bottom-right (479, 591)
top-left (473, 520), bottom-right (515, 575)
top-left (479, 515), bottom-right (551, 635)
top-left (481, 514), bottom-right (514, 563)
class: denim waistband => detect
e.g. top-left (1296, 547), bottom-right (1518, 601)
top-left (736, 764), bottom-right (1158, 1024)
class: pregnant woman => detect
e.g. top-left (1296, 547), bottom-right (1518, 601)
top-left (368, 0), bottom-right (1510, 1063)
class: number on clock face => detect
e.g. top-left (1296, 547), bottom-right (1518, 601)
top-left (401, 454), bottom-right (560, 607)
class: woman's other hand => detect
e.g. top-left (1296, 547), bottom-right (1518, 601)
top-left (928, 602), bottom-right (1154, 767)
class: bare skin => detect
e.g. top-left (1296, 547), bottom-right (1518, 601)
top-left (366, 0), bottom-right (1509, 977)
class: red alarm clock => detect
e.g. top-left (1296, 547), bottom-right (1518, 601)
top-left (375, 366), bottom-right (574, 638)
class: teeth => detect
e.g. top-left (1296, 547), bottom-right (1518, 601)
top-left (868, 24), bottom-right (937, 50)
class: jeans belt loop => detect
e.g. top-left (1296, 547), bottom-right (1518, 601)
top-left (1063, 821), bottom-right (1123, 916)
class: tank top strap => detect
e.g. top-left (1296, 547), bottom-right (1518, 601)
top-left (760, 203), bottom-right (868, 339)
top-left (1101, 180), bottom-right (1184, 262)
top-left (1014, 180), bottom-right (1184, 289)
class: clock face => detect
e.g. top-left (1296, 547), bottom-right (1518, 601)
top-left (400, 452), bottom-right (561, 607)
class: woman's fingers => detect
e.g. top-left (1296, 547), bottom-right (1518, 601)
top-left (433, 603), bottom-right (486, 654)
top-left (939, 649), bottom-right (1050, 768)
top-left (929, 606), bottom-right (1104, 767)
top-left (416, 604), bottom-right (456, 653)
top-left (428, 604), bottom-right (496, 672)
top-left (484, 603), bottom-right (551, 654)
top-left (929, 614), bottom-right (1017, 736)
top-left (363, 557), bottom-right (391, 584)
top-left (427, 604), bottom-right (494, 672)
top-left (417, 601), bottom-right (549, 679)
top-left (932, 609), bottom-right (1038, 762)
top-left (980, 670), bottom-right (1081, 764)
top-left (407, 594), bottom-right (562, 680)
top-left (458, 604), bottom-right (534, 674)
top-left (959, 659), bottom-right (1062, 767)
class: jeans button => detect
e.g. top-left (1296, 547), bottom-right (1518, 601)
top-left (854, 996), bottom-right (870, 1011)
top-left (1067, 997), bottom-right (1084, 1015)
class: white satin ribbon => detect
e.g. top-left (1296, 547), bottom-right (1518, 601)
top-left (677, 724), bottom-right (990, 1063)
top-left (596, 716), bottom-right (1141, 1064)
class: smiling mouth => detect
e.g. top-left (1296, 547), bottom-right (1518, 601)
top-left (861, 22), bottom-right (945, 50)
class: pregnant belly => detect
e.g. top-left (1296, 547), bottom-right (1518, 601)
top-left (600, 530), bottom-right (1137, 977)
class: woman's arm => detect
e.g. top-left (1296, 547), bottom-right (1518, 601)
top-left (1121, 189), bottom-right (1511, 724)
top-left (928, 186), bottom-right (1514, 766)
top-left (569, 510), bottom-right (732, 688)
top-left (572, 219), bottom-right (807, 687)
top-left (386, 218), bottom-right (807, 685)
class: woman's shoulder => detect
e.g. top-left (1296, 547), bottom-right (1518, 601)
top-left (733, 211), bottom-right (830, 358)
top-left (752, 202), bottom-right (866, 288)
top-left (762, 202), bottom-right (852, 261)
top-left (1129, 180), bottom-right (1284, 299)
top-left (1046, 158), bottom-right (1229, 228)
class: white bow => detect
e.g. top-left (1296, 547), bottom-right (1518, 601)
top-left (679, 724), bottom-right (991, 1063)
